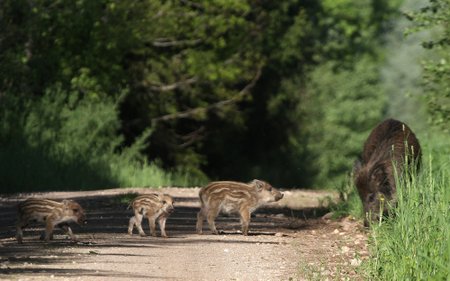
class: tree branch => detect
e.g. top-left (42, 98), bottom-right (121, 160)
top-left (151, 63), bottom-right (263, 123)
top-left (150, 77), bottom-right (198, 92)
top-left (152, 38), bottom-right (202, 48)
top-left (178, 126), bottom-right (206, 148)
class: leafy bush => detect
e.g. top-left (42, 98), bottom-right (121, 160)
top-left (0, 72), bottom-right (202, 192)
top-left (405, 0), bottom-right (450, 131)
top-left (301, 56), bottom-right (387, 188)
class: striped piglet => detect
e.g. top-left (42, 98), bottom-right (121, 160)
top-left (16, 198), bottom-right (86, 244)
top-left (128, 194), bottom-right (174, 238)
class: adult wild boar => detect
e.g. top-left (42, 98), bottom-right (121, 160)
top-left (354, 119), bottom-right (421, 225)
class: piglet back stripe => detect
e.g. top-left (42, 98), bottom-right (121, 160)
top-left (20, 198), bottom-right (62, 205)
top-left (132, 194), bottom-right (161, 207)
top-left (202, 182), bottom-right (253, 197)
top-left (18, 199), bottom-right (63, 216)
top-left (202, 182), bottom-right (250, 193)
top-left (20, 204), bottom-right (61, 211)
top-left (19, 199), bottom-right (63, 209)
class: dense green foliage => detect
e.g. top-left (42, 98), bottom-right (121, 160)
top-left (406, 0), bottom-right (450, 130)
top-left (0, 0), bottom-right (411, 191)
top-left (301, 57), bottom-right (387, 187)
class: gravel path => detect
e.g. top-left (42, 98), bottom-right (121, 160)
top-left (0, 188), bottom-right (369, 280)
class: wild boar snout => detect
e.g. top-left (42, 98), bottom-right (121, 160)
top-left (274, 191), bottom-right (284, 201)
top-left (78, 214), bottom-right (87, 225)
top-left (266, 187), bottom-right (283, 202)
top-left (67, 202), bottom-right (86, 225)
top-left (166, 204), bottom-right (175, 213)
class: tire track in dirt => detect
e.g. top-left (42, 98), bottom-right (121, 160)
top-left (0, 188), bottom-right (369, 280)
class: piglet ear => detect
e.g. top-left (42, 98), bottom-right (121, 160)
top-left (251, 179), bottom-right (264, 191)
top-left (370, 164), bottom-right (386, 181)
top-left (61, 200), bottom-right (70, 209)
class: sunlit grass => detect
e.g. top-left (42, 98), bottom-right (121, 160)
top-left (364, 155), bottom-right (449, 280)
top-left (111, 160), bottom-right (207, 188)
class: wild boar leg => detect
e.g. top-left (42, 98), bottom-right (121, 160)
top-left (16, 220), bottom-right (27, 244)
top-left (158, 217), bottom-right (168, 238)
top-left (206, 206), bottom-right (220, 235)
top-left (196, 208), bottom-right (206, 234)
top-left (133, 212), bottom-right (147, 237)
top-left (128, 216), bottom-right (136, 235)
top-left (44, 219), bottom-right (56, 241)
top-left (148, 216), bottom-right (157, 237)
top-left (240, 208), bottom-right (251, 236)
top-left (60, 223), bottom-right (76, 241)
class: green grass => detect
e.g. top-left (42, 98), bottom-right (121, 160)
top-left (329, 175), bottom-right (364, 219)
top-left (363, 135), bottom-right (450, 280)
top-left (0, 140), bottom-right (205, 193)
top-left (0, 90), bottom-right (207, 193)
top-left (111, 160), bottom-right (207, 188)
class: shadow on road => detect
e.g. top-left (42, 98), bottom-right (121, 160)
top-left (0, 190), bottom-right (332, 279)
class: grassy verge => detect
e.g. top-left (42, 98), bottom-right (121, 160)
top-left (363, 135), bottom-right (449, 280)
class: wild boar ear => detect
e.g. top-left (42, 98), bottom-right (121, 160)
top-left (62, 200), bottom-right (70, 209)
top-left (252, 179), bottom-right (264, 191)
top-left (353, 159), bottom-right (362, 175)
top-left (366, 192), bottom-right (377, 203)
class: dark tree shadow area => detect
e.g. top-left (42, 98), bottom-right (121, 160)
top-left (0, 138), bottom-right (119, 193)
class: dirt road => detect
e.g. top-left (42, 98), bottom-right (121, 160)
top-left (0, 188), bottom-right (369, 280)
